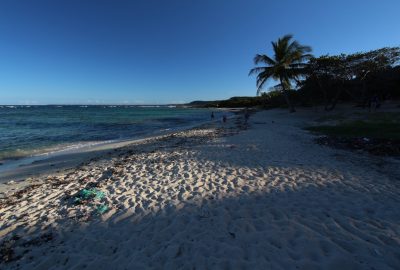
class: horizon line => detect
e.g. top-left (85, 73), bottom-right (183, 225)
top-left (0, 103), bottom-right (191, 106)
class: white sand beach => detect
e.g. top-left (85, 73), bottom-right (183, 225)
top-left (1, 109), bottom-right (400, 269)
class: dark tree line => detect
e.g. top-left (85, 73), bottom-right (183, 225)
top-left (251, 35), bottom-right (400, 111)
top-left (302, 47), bottom-right (400, 110)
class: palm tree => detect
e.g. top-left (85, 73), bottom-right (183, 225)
top-left (249, 34), bottom-right (312, 112)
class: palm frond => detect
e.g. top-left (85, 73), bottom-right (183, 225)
top-left (248, 66), bottom-right (267, 76)
top-left (256, 76), bottom-right (269, 95)
top-left (297, 53), bottom-right (314, 61)
top-left (287, 40), bottom-right (301, 53)
top-left (288, 63), bottom-right (308, 69)
top-left (253, 54), bottom-right (276, 65)
top-left (255, 68), bottom-right (274, 89)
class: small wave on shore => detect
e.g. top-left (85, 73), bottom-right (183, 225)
top-left (0, 106), bottom-right (221, 162)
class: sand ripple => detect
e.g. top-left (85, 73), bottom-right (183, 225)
top-left (1, 111), bottom-right (400, 269)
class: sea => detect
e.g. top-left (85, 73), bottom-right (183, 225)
top-left (0, 105), bottom-right (221, 163)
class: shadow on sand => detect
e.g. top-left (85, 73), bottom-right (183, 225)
top-left (1, 115), bottom-right (400, 269)
top-left (1, 169), bottom-right (399, 269)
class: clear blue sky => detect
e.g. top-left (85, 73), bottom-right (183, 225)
top-left (0, 0), bottom-right (399, 105)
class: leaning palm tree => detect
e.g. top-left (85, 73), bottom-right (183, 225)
top-left (249, 34), bottom-right (312, 112)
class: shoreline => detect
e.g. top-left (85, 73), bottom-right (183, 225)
top-left (1, 108), bottom-right (399, 269)
top-left (0, 108), bottom-right (240, 185)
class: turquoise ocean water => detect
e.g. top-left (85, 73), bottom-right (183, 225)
top-left (0, 105), bottom-right (219, 162)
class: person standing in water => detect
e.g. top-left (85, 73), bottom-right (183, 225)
top-left (211, 111), bottom-right (215, 120)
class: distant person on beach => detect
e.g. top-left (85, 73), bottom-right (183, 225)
top-left (211, 112), bottom-right (215, 120)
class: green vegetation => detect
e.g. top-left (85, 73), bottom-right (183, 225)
top-left (187, 91), bottom-right (299, 108)
top-left (306, 112), bottom-right (400, 140)
top-left (187, 96), bottom-right (267, 108)
top-left (307, 122), bottom-right (400, 140)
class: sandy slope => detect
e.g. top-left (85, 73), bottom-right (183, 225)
top-left (1, 109), bottom-right (400, 269)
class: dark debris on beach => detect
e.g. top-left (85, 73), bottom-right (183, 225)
top-left (0, 184), bottom-right (42, 209)
top-left (315, 136), bottom-right (400, 156)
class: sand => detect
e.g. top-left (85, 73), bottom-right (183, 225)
top-left (1, 109), bottom-right (400, 269)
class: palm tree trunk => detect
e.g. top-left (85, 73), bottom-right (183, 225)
top-left (361, 80), bottom-right (368, 108)
top-left (280, 78), bottom-right (296, 113)
top-left (315, 76), bottom-right (329, 110)
top-left (326, 84), bottom-right (343, 111)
